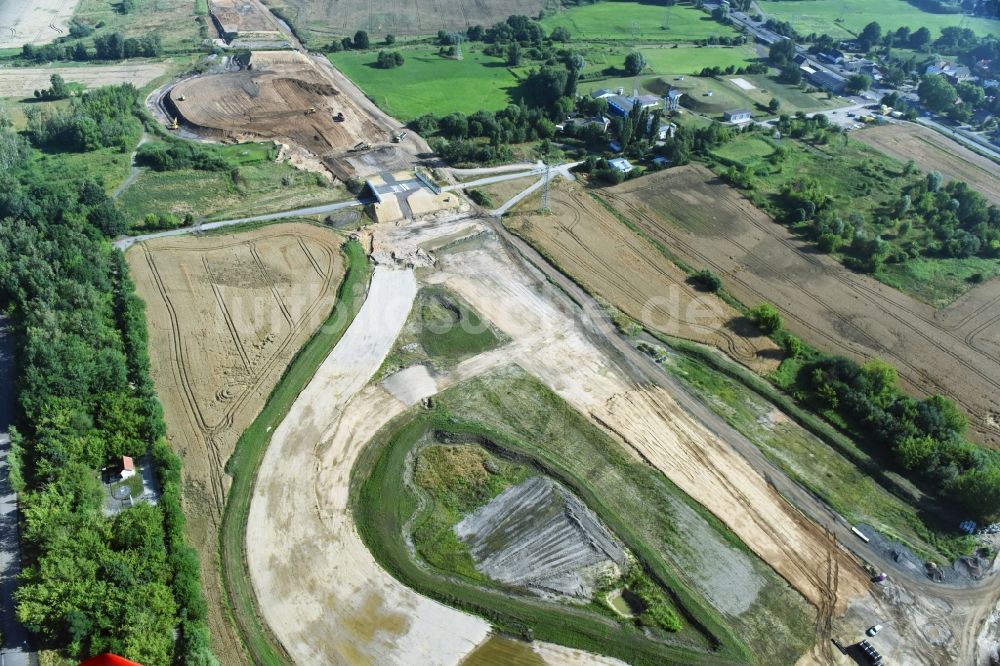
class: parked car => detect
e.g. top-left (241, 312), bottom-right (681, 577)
top-left (867, 624), bottom-right (882, 636)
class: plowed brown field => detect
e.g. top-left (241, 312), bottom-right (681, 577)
top-left (505, 184), bottom-right (781, 373)
top-left (126, 223), bottom-right (345, 665)
top-left (855, 124), bottom-right (1000, 206)
top-left (605, 165), bottom-right (1000, 446)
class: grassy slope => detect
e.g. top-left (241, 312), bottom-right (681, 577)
top-left (219, 239), bottom-right (370, 666)
top-left (353, 370), bottom-right (816, 665)
top-left (656, 339), bottom-right (973, 561)
top-left (329, 47), bottom-right (520, 120)
top-left (757, 0), bottom-right (1000, 38)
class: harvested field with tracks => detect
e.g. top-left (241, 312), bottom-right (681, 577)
top-left (126, 223), bottom-right (346, 664)
top-left (169, 51), bottom-right (418, 180)
top-left (505, 184), bottom-right (780, 373)
top-left (0, 0), bottom-right (80, 49)
top-left (605, 165), bottom-right (1000, 446)
top-left (855, 124), bottom-right (1000, 206)
top-left (272, 0), bottom-right (547, 41)
top-left (0, 62), bottom-right (168, 98)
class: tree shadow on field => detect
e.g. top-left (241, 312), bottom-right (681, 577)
top-left (725, 316), bottom-right (766, 338)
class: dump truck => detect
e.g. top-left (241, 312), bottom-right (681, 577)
top-left (392, 131), bottom-right (407, 143)
top-left (305, 107), bottom-right (317, 115)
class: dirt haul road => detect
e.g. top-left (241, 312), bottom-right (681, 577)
top-left (605, 164), bottom-right (1000, 447)
top-left (504, 183), bottom-right (780, 374)
top-left (126, 224), bottom-right (346, 664)
top-left (0, 62), bottom-right (168, 98)
top-left (243, 212), bottom-right (903, 665)
top-left (856, 123), bottom-right (1000, 206)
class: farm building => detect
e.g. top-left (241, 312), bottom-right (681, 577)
top-left (120, 456), bottom-right (135, 480)
top-left (590, 88), bottom-right (620, 100)
top-left (609, 158), bottom-right (633, 173)
top-left (723, 109), bottom-right (753, 124)
top-left (607, 94), bottom-right (662, 117)
top-left (807, 68), bottom-right (846, 94)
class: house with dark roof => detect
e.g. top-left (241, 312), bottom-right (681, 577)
top-left (807, 68), bottom-right (846, 93)
top-left (590, 88), bottom-right (618, 100)
top-left (607, 95), bottom-right (662, 117)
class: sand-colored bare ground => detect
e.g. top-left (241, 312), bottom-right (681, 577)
top-left (505, 183), bottom-right (780, 373)
top-left (240, 212), bottom-right (976, 665)
top-left (0, 0), bottom-right (80, 49)
top-left (168, 51), bottom-right (427, 181)
top-left (606, 164), bottom-right (1000, 447)
top-left (856, 123), bottom-right (1000, 206)
top-left (0, 62), bottom-right (168, 98)
top-left (126, 223), bottom-right (346, 665)
top-left (245, 266), bottom-right (496, 664)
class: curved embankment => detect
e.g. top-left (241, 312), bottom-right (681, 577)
top-left (351, 409), bottom-right (752, 665)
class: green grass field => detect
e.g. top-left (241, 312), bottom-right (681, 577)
top-left (382, 287), bottom-right (504, 372)
top-left (71, 0), bottom-right (203, 53)
top-left (666, 73), bottom-right (840, 117)
top-left (540, 1), bottom-right (740, 41)
top-left (878, 256), bottom-right (1000, 307)
top-left (24, 146), bottom-right (131, 195)
top-left (329, 48), bottom-right (520, 120)
top-left (119, 163), bottom-right (346, 227)
top-left (758, 0), bottom-right (1000, 38)
top-left (219, 239), bottom-right (370, 666)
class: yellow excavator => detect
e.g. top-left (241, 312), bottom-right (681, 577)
top-left (168, 117), bottom-right (179, 130)
top-left (305, 107), bottom-right (317, 115)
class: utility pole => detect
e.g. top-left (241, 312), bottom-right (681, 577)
top-left (541, 162), bottom-right (551, 213)
top-left (455, 34), bottom-right (463, 60)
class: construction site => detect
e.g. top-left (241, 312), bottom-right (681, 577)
top-left (113, 7), bottom-right (1000, 666)
top-left (162, 50), bottom-right (427, 182)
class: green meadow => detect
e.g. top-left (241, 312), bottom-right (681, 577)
top-left (758, 0), bottom-right (1000, 39)
top-left (540, 0), bottom-right (740, 41)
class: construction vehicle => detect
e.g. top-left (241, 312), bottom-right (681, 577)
top-left (176, 94), bottom-right (186, 102)
top-left (305, 107), bottom-right (317, 115)
top-left (392, 131), bottom-right (407, 143)
top-left (168, 117), bottom-right (179, 130)
top-left (351, 141), bottom-right (371, 152)
top-left (333, 112), bottom-right (345, 122)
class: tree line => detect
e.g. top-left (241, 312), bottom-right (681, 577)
top-left (0, 90), bottom-right (215, 664)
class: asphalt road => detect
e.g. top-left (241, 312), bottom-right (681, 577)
top-left (113, 197), bottom-right (369, 251)
top-left (0, 316), bottom-right (32, 666)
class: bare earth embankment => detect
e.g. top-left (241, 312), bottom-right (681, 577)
top-left (856, 123), bottom-right (1000, 206)
top-left (126, 223), bottom-right (345, 664)
top-left (604, 165), bottom-right (1000, 447)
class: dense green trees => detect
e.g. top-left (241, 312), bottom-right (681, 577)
top-left (747, 303), bottom-right (783, 333)
top-left (0, 87), bottom-right (213, 664)
top-left (26, 84), bottom-right (142, 152)
top-left (802, 356), bottom-right (1000, 521)
top-left (918, 74), bottom-right (958, 113)
top-left (375, 50), bottom-right (405, 68)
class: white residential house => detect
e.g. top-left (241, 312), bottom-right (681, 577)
top-left (609, 158), bottom-right (633, 173)
top-left (723, 108), bottom-right (753, 124)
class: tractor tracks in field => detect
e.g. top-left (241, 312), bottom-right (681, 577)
top-left (600, 185), bottom-right (1000, 442)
